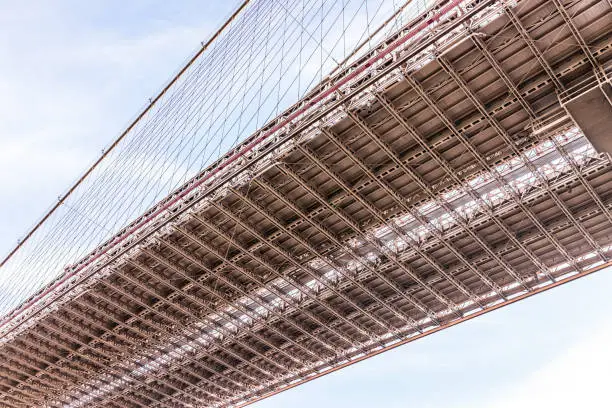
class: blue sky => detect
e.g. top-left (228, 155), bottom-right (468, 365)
top-left (0, 1), bottom-right (611, 407)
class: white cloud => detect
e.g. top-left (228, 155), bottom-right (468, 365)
top-left (0, 1), bottom-right (233, 254)
top-left (486, 323), bottom-right (612, 408)
top-left (1, 2), bottom-right (611, 407)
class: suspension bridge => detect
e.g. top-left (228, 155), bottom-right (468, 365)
top-left (1, 0), bottom-right (611, 406)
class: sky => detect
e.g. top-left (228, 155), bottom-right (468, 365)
top-left (0, 1), bottom-right (611, 407)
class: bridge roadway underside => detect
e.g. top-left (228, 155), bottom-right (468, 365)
top-left (2, 0), bottom-right (612, 406)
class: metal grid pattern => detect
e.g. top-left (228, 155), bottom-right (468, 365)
top-left (1, 0), bottom-right (611, 406)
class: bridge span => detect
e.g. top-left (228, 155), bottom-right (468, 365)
top-left (1, 0), bottom-right (611, 406)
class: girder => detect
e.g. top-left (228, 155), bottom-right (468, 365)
top-left (438, 55), bottom-right (607, 261)
top-left (1, 0), bottom-right (611, 406)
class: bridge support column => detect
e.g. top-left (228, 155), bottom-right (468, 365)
top-left (560, 67), bottom-right (612, 154)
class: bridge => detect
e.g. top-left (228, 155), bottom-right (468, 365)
top-left (1, 0), bottom-right (611, 406)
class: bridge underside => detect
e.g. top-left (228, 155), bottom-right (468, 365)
top-left (2, 0), bottom-right (612, 407)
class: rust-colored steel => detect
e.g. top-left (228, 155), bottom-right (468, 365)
top-left (236, 260), bottom-right (612, 408)
top-left (0, 0), bottom-right (253, 270)
top-left (0, 0), bottom-right (464, 335)
top-left (1, 0), bottom-right (612, 406)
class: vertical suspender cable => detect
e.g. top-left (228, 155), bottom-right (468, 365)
top-left (0, 0), bottom-right (253, 270)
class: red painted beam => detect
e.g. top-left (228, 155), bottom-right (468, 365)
top-left (236, 260), bottom-right (612, 408)
top-left (0, 0), bottom-right (466, 334)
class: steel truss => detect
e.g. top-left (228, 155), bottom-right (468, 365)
top-left (1, 0), bottom-right (611, 406)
